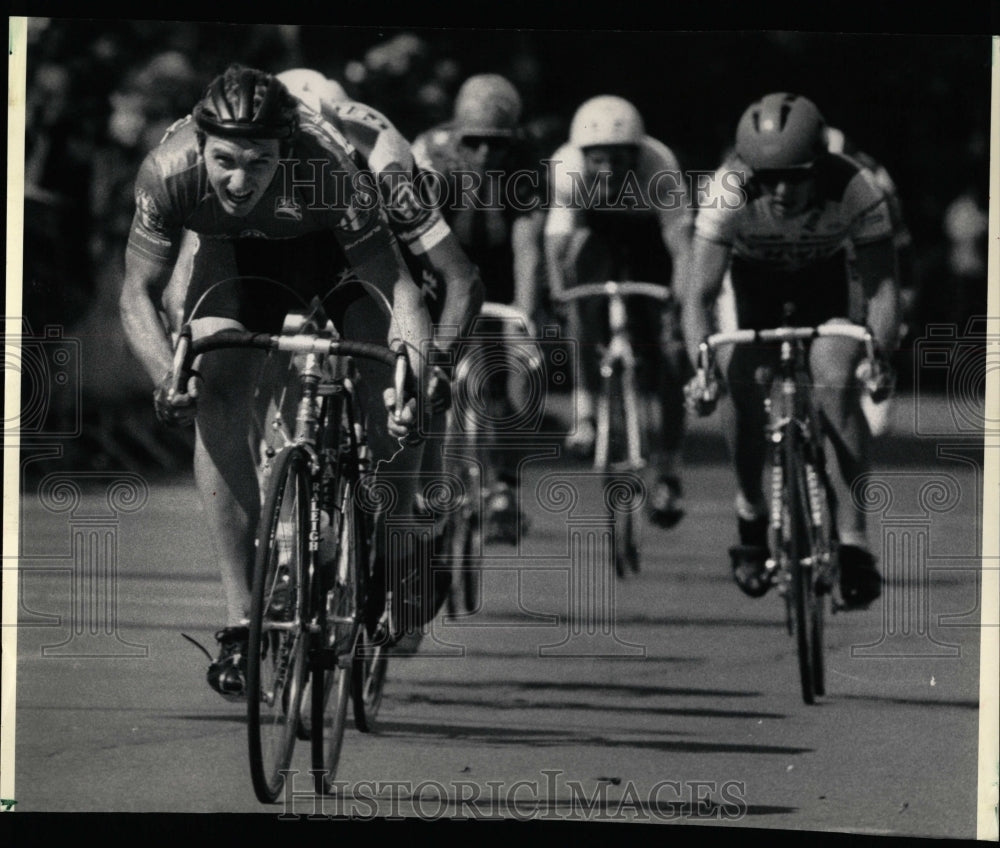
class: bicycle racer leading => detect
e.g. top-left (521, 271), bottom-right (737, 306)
top-left (120, 65), bottom-right (438, 698)
top-left (683, 92), bottom-right (900, 608)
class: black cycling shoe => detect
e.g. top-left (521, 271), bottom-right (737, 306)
top-left (729, 545), bottom-right (772, 597)
top-left (207, 625), bottom-right (249, 701)
top-left (649, 476), bottom-right (685, 529)
top-left (730, 516), bottom-right (771, 597)
top-left (838, 544), bottom-right (883, 609)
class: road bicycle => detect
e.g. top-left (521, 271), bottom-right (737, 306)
top-left (440, 301), bottom-right (541, 616)
top-left (169, 281), bottom-right (410, 801)
top-left (553, 281), bottom-right (675, 578)
top-left (691, 320), bottom-right (882, 704)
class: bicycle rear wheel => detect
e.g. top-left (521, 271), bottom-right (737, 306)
top-left (312, 445), bottom-right (365, 794)
top-left (783, 425), bottom-right (822, 705)
top-left (247, 446), bottom-right (310, 804)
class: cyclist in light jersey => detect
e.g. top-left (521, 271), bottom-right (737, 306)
top-left (274, 68), bottom-right (487, 625)
top-left (545, 95), bottom-right (692, 528)
top-left (275, 69), bottom-right (484, 344)
top-left (684, 92), bottom-right (900, 608)
top-left (121, 65), bottom-right (436, 697)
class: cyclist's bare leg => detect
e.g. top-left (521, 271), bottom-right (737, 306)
top-left (189, 316), bottom-right (267, 627)
top-left (808, 325), bottom-right (869, 548)
top-left (724, 343), bottom-right (772, 519)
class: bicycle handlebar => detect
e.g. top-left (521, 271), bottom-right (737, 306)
top-left (698, 324), bottom-right (877, 372)
top-left (477, 301), bottom-right (537, 337)
top-left (553, 281), bottom-right (674, 305)
top-left (170, 326), bottom-right (411, 417)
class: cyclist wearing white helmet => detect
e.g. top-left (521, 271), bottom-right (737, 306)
top-left (411, 73), bottom-right (546, 545)
top-left (545, 94), bottom-right (692, 529)
top-left (120, 65), bottom-right (436, 697)
top-left (683, 92), bottom-right (900, 608)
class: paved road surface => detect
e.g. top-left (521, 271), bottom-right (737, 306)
top-left (9, 393), bottom-right (988, 836)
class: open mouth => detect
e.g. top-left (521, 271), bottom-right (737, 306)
top-left (224, 187), bottom-right (254, 207)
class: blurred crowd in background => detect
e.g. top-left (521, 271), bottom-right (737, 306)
top-left (16, 19), bottom-right (993, 473)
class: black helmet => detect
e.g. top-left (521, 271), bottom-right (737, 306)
top-left (193, 65), bottom-right (298, 140)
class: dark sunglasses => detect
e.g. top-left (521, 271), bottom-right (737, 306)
top-left (754, 167), bottom-right (814, 187)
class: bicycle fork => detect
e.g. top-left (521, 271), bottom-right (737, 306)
top-left (595, 293), bottom-right (641, 471)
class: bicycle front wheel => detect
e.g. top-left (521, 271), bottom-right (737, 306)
top-left (312, 458), bottom-right (364, 794)
top-left (783, 425), bottom-right (822, 705)
top-left (247, 446), bottom-right (311, 804)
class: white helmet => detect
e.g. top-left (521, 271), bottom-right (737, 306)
top-left (277, 68), bottom-right (349, 112)
top-left (569, 95), bottom-right (645, 148)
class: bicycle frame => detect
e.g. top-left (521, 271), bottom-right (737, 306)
top-left (555, 281), bottom-right (674, 472)
top-left (760, 337), bottom-right (837, 596)
top-left (170, 308), bottom-right (411, 798)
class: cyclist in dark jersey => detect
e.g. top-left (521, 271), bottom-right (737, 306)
top-left (120, 65), bottom-right (436, 698)
top-left (411, 74), bottom-right (545, 544)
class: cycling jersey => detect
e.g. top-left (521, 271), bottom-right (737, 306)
top-left (544, 136), bottom-right (690, 239)
top-left (320, 99), bottom-right (451, 257)
top-left (825, 128), bottom-right (910, 250)
top-left (411, 123), bottom-right (539, 303)
top-left (695, 152), bottom-right (893, 272)
top-left (127, 105), bottom-right (402, 281)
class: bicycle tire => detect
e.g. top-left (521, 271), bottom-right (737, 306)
top-left (602, 367), bottom-right (641, 578)
top-left (311, 425), bottom-right (365, 793)
top-left (247, 445), bottom-right (311, 804)
top-left (783, 424), bottom-right (820, 705)
top-left (805, 457), bottom-right (833, 698)
top-left (449, 494), bottom-right (482, 616)
top-left (352, 626), bottom-right (388, 733)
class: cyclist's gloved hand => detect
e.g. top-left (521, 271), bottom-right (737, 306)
top-left (153, 370), bottom-right (200, 427)
top-left (384, 388), bottom-right (424, 447)
top-left (855, 355), bottom-right (896, 404)
top-left (426, 366), bottom-right (453, 415)
top-left (684, 370), bottom-right (720, 417)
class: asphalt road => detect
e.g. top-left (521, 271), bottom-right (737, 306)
top-left (9, 393), bottom-right (989, 836)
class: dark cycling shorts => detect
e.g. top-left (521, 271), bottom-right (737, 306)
top-left (568, 213), bottom-right (675, 394)
top-left (730, 250), bottom-right (851, 331)
top-left (182, 231), bottom-right (381, 338)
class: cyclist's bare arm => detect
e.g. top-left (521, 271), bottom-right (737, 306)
top-left (683, 233), bottom-right (732, 368)
top-left (422, 231), bottom-right (484, 349)
top-left (853, 236), bottom-right (901, 355)
top-left (120, 248), bottom-right (180, 387)
top-left (660, 215), bottom-right (693, 303)
top-left (542, 202), bottom-right (583, 301)
top-left (351, 238), bottom-right (432, 381)
top-left (512, 212), bottom-right (545, 317)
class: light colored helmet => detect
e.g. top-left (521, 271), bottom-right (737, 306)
top-left (276, 68), bottom-right (348, 112)
top-left (569, 95), bottom-right (645, 148)
top-left (735, 92), bottom-right (826, 170)
top-left (452, 73), bottom-right (522, 136)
